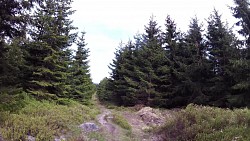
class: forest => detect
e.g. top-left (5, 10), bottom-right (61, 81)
top-left (0, 0), bottom-right (250, 140)
top-left (97, 2), bottom-right (250, 108)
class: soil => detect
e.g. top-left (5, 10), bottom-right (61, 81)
top-left (83, 96), bottom-right (175, 141)
top-left (97, 104), bottom-right (122, 141)
top-left (95, 103), bottom-right (173, 141)
top-left (122, 107), bottom-right (170, 141)
top-left (97, 105), bottom-right (120, 140)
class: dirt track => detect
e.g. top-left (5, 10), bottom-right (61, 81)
top-left (97, 107), bottom-right (118, 136)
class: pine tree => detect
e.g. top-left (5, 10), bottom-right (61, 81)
top-left (206, 10), bottom-right (238, 107)
top-left (162, 15), bottom-right (189, 107)
top-left (97, 77), bottom-right (113, 102)
top-left (184, 17), bottom-right (211, 104)
top-left (0, 0), bottom-right (28, 101)
top-left (0, 0), bottom-right (24, 86)
top-left (0, 0), bottom-right (25, 39)
top-left (135, 16), bottom-right (169, 106)
top-left (24, 0), bottom-right (76, 99)
top-left (110, 43), bottom-right (129, 105)
top-left (70, 32), bottom-right (94, 104)
top-left (230, 0), bottom-right (250, 107)
top-left (112, 41), bottom-right (138, 105)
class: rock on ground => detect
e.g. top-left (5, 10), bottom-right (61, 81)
top-left (79, 122), bottom-right (99, 132)
top-left (54, 135), bottom-right (66, 141)
top-left (27, 135), bottom-right (36, 141)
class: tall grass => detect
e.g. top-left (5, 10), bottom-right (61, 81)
top-left (112, 113), bottom-right (132, 131)
top-left (160, 104), bottom-right (250, 141)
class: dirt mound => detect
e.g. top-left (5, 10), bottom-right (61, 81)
top-left (137, 107), bottom-right (165, 126)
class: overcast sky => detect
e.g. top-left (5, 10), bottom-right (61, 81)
top-left (71, 0), bottom-right (236, 83)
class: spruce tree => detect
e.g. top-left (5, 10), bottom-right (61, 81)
top-left (97, 77), bottom-right (113, 102)
top-left (230, 0), bottom-right (250, 107)
top-left (184, 17), bottom-right (211, 104)
top-left (162, 15), bottom-right (188, 107)
top-left (111, 42), bottom-right (136, 105)
top-left (109, 42), bottom-right (133, 105)
top-left (24, 0), bottom-right (76, 99)
top-left (0, 0), bottom-right (24, 86)
top-left (0, 0), bottom-right (28, 100)
top-left (135, 16), bottom-right (169, 106)
top-left (206, 10), bottom-right (238, 107)
top-left (71, 32), bottom-right (94, 104)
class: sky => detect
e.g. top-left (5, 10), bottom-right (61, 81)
top-left (71, 0), bottom-right (236, 84)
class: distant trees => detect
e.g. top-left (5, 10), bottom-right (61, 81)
top-left (101, 7), bottom-right (250, 108)
top-left (97, 77), bottom-right (113, 103)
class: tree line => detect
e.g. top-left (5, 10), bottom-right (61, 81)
top-left (0, 0), bottom-right (95, 107)
top-left (97, 0), bottom-right (250, 108)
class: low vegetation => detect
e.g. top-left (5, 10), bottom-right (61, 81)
top-left (112, 113), bottom-right (132, 131)
top-left (160, 104), bottom-right (250, 141)
top-left (0, 96), bottom-right (99, 141)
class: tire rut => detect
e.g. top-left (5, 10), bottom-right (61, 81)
top-left (97, 107), bottom-right (119, 140)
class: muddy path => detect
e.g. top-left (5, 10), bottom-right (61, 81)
top-left (94, 97), bottom-right (124, 141)
top-left (92, 94), bottom-right (168, 141)
top-left (97, 106), bottom-right (119, 137)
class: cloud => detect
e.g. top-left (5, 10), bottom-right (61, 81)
top-left (86, 32), bottom-right (118, 83)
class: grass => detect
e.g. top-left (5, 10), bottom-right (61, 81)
top-left (159, 104), bottom-right (250, 141)
top-left (112, 113), bottom-right (132, 131)
top-left (0, 97), bottom-right (99, 141)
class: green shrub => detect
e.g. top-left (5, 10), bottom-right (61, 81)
top-left (160, 104), bottom-right (250, 141)
top-left (0, 91), bottom-right (29, 112)
top-left (56, 98), bottom-right (78, 106)
top-left (112, 113), bottom-right (132, 130)
top-left (0, 99), bottom-right (99, 141)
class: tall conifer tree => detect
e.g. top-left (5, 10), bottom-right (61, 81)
top-left (24, 0), bottom-right (76, 99)
top-left (71, 32), bottom-right (94, 104)
top-left (0, 0), bottom-right (27, 96)
top-left (184, 17), bottom-right (210, 104)
top-left (206, 10), bottom-right (238, 106)
top-left (230, 0), bottom-right (250, 106)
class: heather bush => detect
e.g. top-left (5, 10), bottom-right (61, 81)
top-left (160, 104), bottom-right (250, 141)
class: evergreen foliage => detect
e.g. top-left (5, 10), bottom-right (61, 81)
top-left (184, 17), bottom-right (210, 104)
top-left (229, 0), bottom-right (250, 106)
top-left (205, 10), bottom-right (238, 107)
top-left (109, 42), bottom-right (138, 105)
top-left (70, 32), bottom-right (95, 104)
top-left (0, 0), bottom-right (94, 105)
top-left (0, 0), bottom-right (28, 106)
top-left (97, 77), bottom-right (113, 103)
top-left (103, 7), bottom-right (250, 108)
top-left (24, 0), bottom-right (75, 99)
top-left (1, 0), bottom-right (250, 109)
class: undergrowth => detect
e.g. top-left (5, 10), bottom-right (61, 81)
top-left (0, 96), bottom-right (99, 141)
top-left (112, 113), bottom-right (132, 131)
top-left (160, 104), bottom-right (250, 141)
